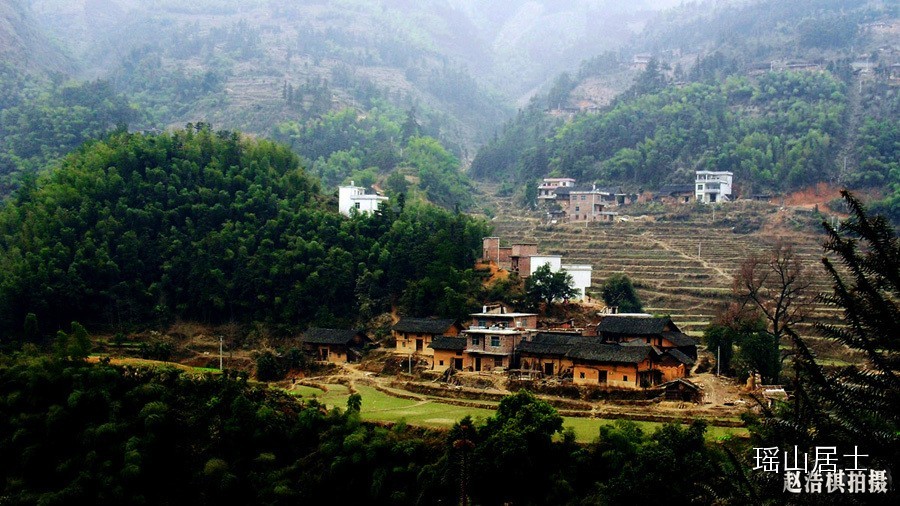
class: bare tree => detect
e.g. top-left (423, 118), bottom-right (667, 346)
top-left (733, 241), bottom-right (813, 345)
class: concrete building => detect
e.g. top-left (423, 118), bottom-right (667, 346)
top-left (528, 255), bottom-right (562, 276)
top-left (338, 181), bottom-right (389, 216)
top-left (528, 256), bottom-right (592, 301)
top-left (561, 264), bottom-right (592, 301)
top-left (695, 171), bottom-right (733, 203)
top-left (537, 178), bottom-right (577, 201)
top-left (569, 186), bottom-right (619, 222)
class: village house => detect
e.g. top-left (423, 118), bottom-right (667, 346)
top-left (338, 181), bottom-right (389, 216)
top-left (655, 184), bottom-right (695, 204)
top-left (596, 315), bottom-right (699, 360)
top-left (537, 178), bottom-right (576, 201)
top-left (464, 326), bottom-right (527, 372)
top-left (527, 255), bottom-right (592, 301)
top-left (568, 186), bottom-right (620, 222)
top-left (569, 342), bottom-right (660, 387)
top-left (695, 170), bottom-right (733, 203)
top-left (518, 332), bottom-right (591, 377)
top-left (392, 317), bottom-right (463, 364)
top-left (515, 330), bottom-right (694, 387)
top-left (481, 238), bottom-right (593, 300)
top-left (469, 306), bottom-right (538, 332)
top-left (463, 307), bottom-right (538, 372)
top-left (301, 328), bottom-right (373, 363)
top-left (429, 336), bottom-right (467, 372)
top-left (509, 243), bottom-right (539, 274)
top-left (632, 53), bottom-right (653, 70)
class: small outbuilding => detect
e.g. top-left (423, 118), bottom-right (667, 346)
top-left (301, 328), bottom-right (372, 363)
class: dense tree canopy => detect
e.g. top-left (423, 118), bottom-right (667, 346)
top-left (0, 64), bottom-right (137, 195)
top-left (481, 71), bottom-right (847, 194)
top-left (0, 126), bottom-right (489, 337)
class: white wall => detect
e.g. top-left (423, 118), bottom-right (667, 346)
top-left (338, 182), bottom-right (388, 216)
top-left (562, 264), bottom-right (592, 300)
top-left (338, 184), bottom-right (363, 216)
top-left (529, 255), bottom-right (562, 275)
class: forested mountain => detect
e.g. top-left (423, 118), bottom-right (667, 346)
top-left (0, 126), bottom-right (489, 336)
top-left (473, 0), bottom-right (899, 218)
top-left (0, 0), bottom-right (71, 75)
top-left (21, 0), bottom-right (674, 152)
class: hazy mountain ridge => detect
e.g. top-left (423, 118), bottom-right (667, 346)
top-left (21, 0), bottom-right (683, 150)
top-left (0, 0), bottom-right (71, 75)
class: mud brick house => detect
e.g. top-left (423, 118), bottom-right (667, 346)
top-left (518, 332), bottom-right (594, 377)
top-left (596, 315), bottom-right (698, 360)
top-left (515, 325), bottom-right (695, 387)
top-left (509, 243), bottom-right (538, 274)
top-left (464, 327), bottom-right (528, 372)
top-left (569, 342), bottom-right (659, 387)
top-left (301, 328), bottom-right (372, 364)
top-left (429, 336), bottom-right (467, 371)
top-left (655, 184), bottom-right (695, 204)
top-left (392, 318), bottom-right (463, 364)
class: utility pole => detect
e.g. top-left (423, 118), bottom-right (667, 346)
top-left (409, 353), bottom-right (412, 375)
top-left (219, 336), bottom-right (224, 371)
top-left (698, 241), bottom-right (701, 259)
top-left (717, 346), bottom-right (721, 376)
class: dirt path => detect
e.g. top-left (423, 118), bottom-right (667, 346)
top-left (647, 232), bottom-right (732, 283)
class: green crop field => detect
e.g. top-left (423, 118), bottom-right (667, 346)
top-left (287, 383), bottom-right (748, 442)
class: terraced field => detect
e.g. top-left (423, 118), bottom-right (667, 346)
top-left (481, 190), bottom-right (854, 362)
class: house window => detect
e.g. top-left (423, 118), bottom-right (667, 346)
top-left (478, 319), bottom-right (486, 327)
top-left (471, 336), bottom-right (481, 345)
top-left (494, 357), bottom-right (503, 367)
top-left (491, 336), bottom-right (500, 347)
top-left (579, 372), bottom-right (585, 379)
top-left (581, 195), bottom-right (586, 200)
top-left (439, 360), bottom-right (444, 366)
top-left (697, 184), bottom-right (703, 190)
top-left (623, 375), bottom-right (628, 382)
top-left (575, 206), bottom-right (580, 212)
top-left (354, 202), bottom-right (361, 209)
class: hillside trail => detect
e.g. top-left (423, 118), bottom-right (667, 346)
top-left (646, 232), bottom-right (732, 283)
top-left (835, 72), bottom-right (862, 183)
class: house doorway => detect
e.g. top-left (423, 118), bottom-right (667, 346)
top-left (415, 339), bottom-right (423, 352)
top-left (598, 370), bottom-right (608, 384)
top-left (544, 362), bottom-right (554, 376)
top-left (454, 358), bottom-right (463, 370)
top-left (474, 356), bottom-right (482, 372)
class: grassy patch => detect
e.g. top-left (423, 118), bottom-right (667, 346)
top-left (561, 417), bottom-right (748, 442)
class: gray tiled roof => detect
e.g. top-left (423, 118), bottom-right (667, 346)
top-left (662, 331), bottom-right (699, 347)
top-left (518, 333), bottom-right (597, 356)
top-left (598, 316), bottom-right (676, 336)
top-left (392, 317), bottom-right (459, 334)
top-left (666, 348), bottom-right (696, 366)
top-left (302, 328), bottom-right (368, 345)
top-left (658, 184), bottom-right (694, 195)
top-left (429, 336), bottom-right (467, 351)
top-left (567, 342), bottom-right (654, 364)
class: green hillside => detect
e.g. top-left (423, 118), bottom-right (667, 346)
top-left (0, 126), bottom-right (488, 336)
top-left (472, 0), bottom-right (899, 218)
